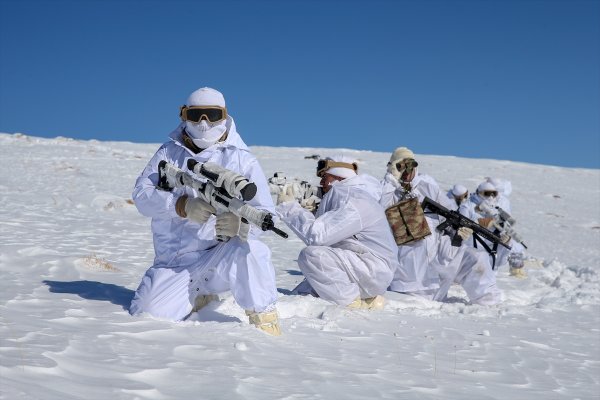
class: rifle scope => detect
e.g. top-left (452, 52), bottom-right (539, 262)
top-left (187, 159), bottom-right (257, 201)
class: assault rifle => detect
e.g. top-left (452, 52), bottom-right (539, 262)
top-left (477, 202), bottom-right (527, 249)
top-left (158, 160), bottom-right (288, 241)
top-left (268, 172), bottom-right (322, 212)
top-left (421, 197), bottom-right (511, 269)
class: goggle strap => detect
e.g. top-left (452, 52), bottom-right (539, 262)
top-left (324, 161), bottom-right (357, 171)
top-left (317, 160), bottom-right (358, 176)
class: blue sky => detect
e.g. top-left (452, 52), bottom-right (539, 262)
top-left (1, 0), bottom-right (598, 168)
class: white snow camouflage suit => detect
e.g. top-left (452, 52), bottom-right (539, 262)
top-left (277, 173), bottom-right (397, 306)
top-left (380, 172), bottom-right (503, 305)
top-left (129, 118), bottom-right (278, 320)
top-left (459, 192), bottom-right (525, 270)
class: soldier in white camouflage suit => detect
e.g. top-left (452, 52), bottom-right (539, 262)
top-left (129, 87), bottom-right (281, 335)
top-left (380, 147), bottom-right (503, 305)
top-left (276, 155), bottom-right (398, 309)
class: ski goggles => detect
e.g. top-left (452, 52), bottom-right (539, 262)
top-left (179, 106), bottom-right (227, 123)
top-left (316, 159), bottom-right (358, 177)
top-left (395, 159), bottom-right (418, 172)
top-left (480, 190), bottom-right (498, 198)
top-left (454, 192), bottom-right (468, 201)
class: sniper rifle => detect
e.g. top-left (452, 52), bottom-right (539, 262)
top-left (158, 159), bottom-right (288, 241)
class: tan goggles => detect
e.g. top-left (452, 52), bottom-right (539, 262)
top-left (455, 192), bottom-right (468, 201)
top-left (180, 106), bottom-right (227, 123)
top-left (481, 190), bottom-right (498, 197)
top-left (395, 159), bottom-right (418, 171)
top-left (316, 159), bottom-right (358, 177)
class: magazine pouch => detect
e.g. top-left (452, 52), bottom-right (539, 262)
top-left (385, 196), bottom-right (431, 245)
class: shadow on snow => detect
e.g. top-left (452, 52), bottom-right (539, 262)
top-left (285, 269), bottom-right (303, 276)
top-left (43, 280), bottom-right (134, 310)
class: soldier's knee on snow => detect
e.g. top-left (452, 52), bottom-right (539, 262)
top-left (297, 246), bottom-right (321, 267)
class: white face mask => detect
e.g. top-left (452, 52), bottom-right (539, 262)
top-left (185, 119), bottom-right (227, 149)
top-left (480, 195), bottom-right (498, 207)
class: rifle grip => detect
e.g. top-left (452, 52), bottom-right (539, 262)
top-left (157, 160), bottom-right (173, 191)
top-left (436, 220), bottom-right (450, 232)
top-left (451, 234), bottom-right (463, 247)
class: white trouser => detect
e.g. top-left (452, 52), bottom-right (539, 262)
top-left (298, 246), bottom-right (393, 306)
top-left (129, 238), bottom-right (277, 320)
top-left (389, 235), bottom-right (442, 293)
top-left (435, 247), bottom-right (503, 305)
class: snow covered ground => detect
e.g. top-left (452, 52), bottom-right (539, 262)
top-left (1, 132), bottom-right (598, 400)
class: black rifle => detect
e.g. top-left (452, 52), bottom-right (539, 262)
top-left (421, 197), bottom-right (511, 269)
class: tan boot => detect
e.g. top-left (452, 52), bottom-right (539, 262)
top-left (346, 296), bottom-right (363, 309)
top-left (346, 295), bottom-right (385, 310)
top-left (361, 295), bottom-right (385, 310)
top-left (191, 294), bottom-right (219, 312)
top-left (246, 310), bottom-right (282, 336)
top-left (510, 267), bottom-right (527, 279)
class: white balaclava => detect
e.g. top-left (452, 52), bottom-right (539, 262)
top-left (184, 87), bottom-right (228, 149)
top-left (476, 181), bottom-right (498, 206)
top-left (387, 146), bottom-right (417, 182)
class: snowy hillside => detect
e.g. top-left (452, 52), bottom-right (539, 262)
top-left (0, 133), bottom-right (598, 400)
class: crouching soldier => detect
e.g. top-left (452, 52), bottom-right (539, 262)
top-left (276, 155), bottom-right (398, 309)
top-left (380, 147), bottom-right (503, 305)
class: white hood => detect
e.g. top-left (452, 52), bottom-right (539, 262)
top-left (325, 173), bottom-right (382, 203)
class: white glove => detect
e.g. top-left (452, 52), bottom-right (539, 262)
top-left (300, 195), bottom-right (320, 212)
top-left (277, 185), bottom-right (296, 205)
top-left (239, 221), bottom-right (250, 241)
top-left (184, 197), bottom-right (216, 224)
top-left (500, 232), bottom-right (511, 244)
top-left (457, 227), bottom-right (473, 241)
top-left (215, 212), bottom-right (241, 238)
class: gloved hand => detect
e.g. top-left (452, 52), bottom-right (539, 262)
top-left (238, 221), bottom-right (250, 241)
top-left (478, 217), bottom-right (494, 229)
top-left (177, 195), bottom-right (216, 224)
top-left (277, 185), bottom-right (296, 205)
top-left (500, 232), bottom-right (511, 244)
top-left (215, 212), bottom-right (241, 238)
top-left (457, 227), bottom-right (473, 241)
top-left (300, 195), bottom-right (320, 212)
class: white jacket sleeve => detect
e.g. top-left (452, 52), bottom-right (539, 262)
top-left (459, 202), bottom-right (478, 220)
top-left (132, 146), bottom-right (180, 219)
top-left (379, 184), bottom-right (398, 209)
top-left (277, 200), bottom-right (363, 247)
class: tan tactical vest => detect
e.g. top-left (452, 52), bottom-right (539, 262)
top-left (385, 196), bottom-right (432, 245)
